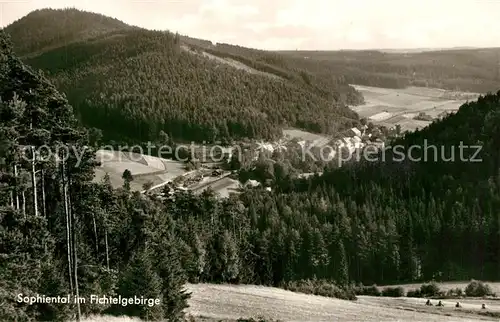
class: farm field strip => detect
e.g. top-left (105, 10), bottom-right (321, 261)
top-left (350, 85), bottom-right (480, 132)
top-left (185, 283), bottom-right (484, 321)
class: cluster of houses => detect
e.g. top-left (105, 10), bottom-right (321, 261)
top-left (330, 126), bottom-right (385, 156)
top-left (245, 126), bottom-right (387, 162)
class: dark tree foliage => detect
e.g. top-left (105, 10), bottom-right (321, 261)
top-left (3, 8), bottom-right (500, 321)
top-left (5, 8), bottom-right (134, 57)
top-left (0, 31), bottom-right (189, 321)
top-left (150, 93), bottom-right (500, 291)
top-left (3, 9), bottom-right (363, 144)
top-left (280, 49), bottom-right (500, 93)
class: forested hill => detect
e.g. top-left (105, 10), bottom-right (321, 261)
top-left (273, 91), bottom-right (500, 283)
top-left (3, 8), bottom-right (363, 143)
top-left (280, 49), bottom-right (500, 93)
top-left (5, 8), bottom-right (134, 57)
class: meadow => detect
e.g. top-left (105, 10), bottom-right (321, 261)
top-left (184, 283), bottom-right (498, 321)
top-left (351, 85), bottom-right (480, 132)
top-left (93, 150), bottom-right (187, 191)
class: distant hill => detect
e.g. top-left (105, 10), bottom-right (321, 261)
top-left (5, 8), bottom-right (135, 57)
top-left (279, 48), bottom-right (500, 93)
top-left (3, 8), bottom-right (363, 143)
top-left (377, 46), bottom-right (479, 53)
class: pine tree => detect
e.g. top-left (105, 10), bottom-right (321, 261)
top-left (114, 249), bottom-right (164, 320)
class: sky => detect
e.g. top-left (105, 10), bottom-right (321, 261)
top-left (2, 0), bottom-right (500, 50)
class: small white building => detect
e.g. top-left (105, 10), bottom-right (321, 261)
top-left (350, 127), bottom-right (362, 137)
top-left (245, 179), bottom-right (260, 187)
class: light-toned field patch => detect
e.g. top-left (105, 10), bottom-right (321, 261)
top-left (351, 85), bottom-right (479, 131)
top-left (180, 45), bottom-right (281, 80)
top-left (358, 296), bottom-right (499, 321)
top-left (194, 177), bottom-right (241, 198)
top-left (283, 128), bottom-right (326, 142)
top-left (185, 283), bottom-right (483, 321)
top-left (402, 113), bottom-right (418, 119)
top-left (93, 150), bottom-right (187, 191)
top-left (369, 111), bottom-right (393, 121)
top-left (283, 128), bottom-right (331, 147)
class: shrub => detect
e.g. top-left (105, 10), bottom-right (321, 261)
top-left (465, 280), bottom-right (494, 297)
top-left (446, 288), bottom-right (463, 298)
top-left (406, 288), bottom-right (422, 297)
top-left (282, 279), bottom-right (357, 300)
top-left (354, 284), bottom-right (381, 296)
top-left (381, 286), bottom-right (405, 297)
top-left (420, 282), bottom-right (441, 297)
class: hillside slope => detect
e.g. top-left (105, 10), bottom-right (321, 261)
top-left (5, 8), bottom-right (134, 57)
top-left (280, 91), bottom-right (500, 283)
top-left (3, 9), bottom-right (363, 143)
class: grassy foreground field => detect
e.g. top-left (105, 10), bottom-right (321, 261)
top-left (77, 282), bottom-right (500, 321)
top-left (185, 284), bottom-right (492, 321)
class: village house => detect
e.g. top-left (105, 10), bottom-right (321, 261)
top-left (350, 127), bottom-right (362, 137)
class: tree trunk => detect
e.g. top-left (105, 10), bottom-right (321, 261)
top-left (92, 214), bottom-right (99, 255)
top-left (68, 174), bottom-right (81, 321)
top-left (31, 146), bottom-right (38, 217)
top-left (105, 228), bottom-right (110, 270)
top-left (9, 191), bottom-right (13, 208)
top-left (41, 169), bottom-right (46, 217)
top-left (22, 190), bottom-right (26, 218)
top-left (14, 164), bottom-right (19, 209)
top-left (62, 157), bottom-right (73, 293)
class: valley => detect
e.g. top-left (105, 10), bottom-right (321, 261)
top-left (2, 6), bottom-right (500, 322)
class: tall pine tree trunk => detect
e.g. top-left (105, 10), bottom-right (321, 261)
top-left (105, 228), bottom-right (110, 270)
top-left (14, 164), bottom-right (19, 209)
top-left (41, 169), bottom-right (46, 217)
top-left (62, 157), bottom-right (73, 293)
top-left (22, 190), bottom-right (26, 218)
top-left (92, 214), bottom-right (99, 255)
top-left (31, 146), bottom-right (38, 217)
top-left (69, 177), bottom-right (81, 322)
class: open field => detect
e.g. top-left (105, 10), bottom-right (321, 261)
top-left (185, 283), bottom-right (491, 321)
top-left (283, 128), bottom-right (331, 147)
top-left (93, 150), bottom-right (187, 191)
top-left (190, 174), bottom-right (241, 198)
top-left (357, 296), bottom-right (500, 321)
top-left (351, 85), bottom-right (480, 132)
